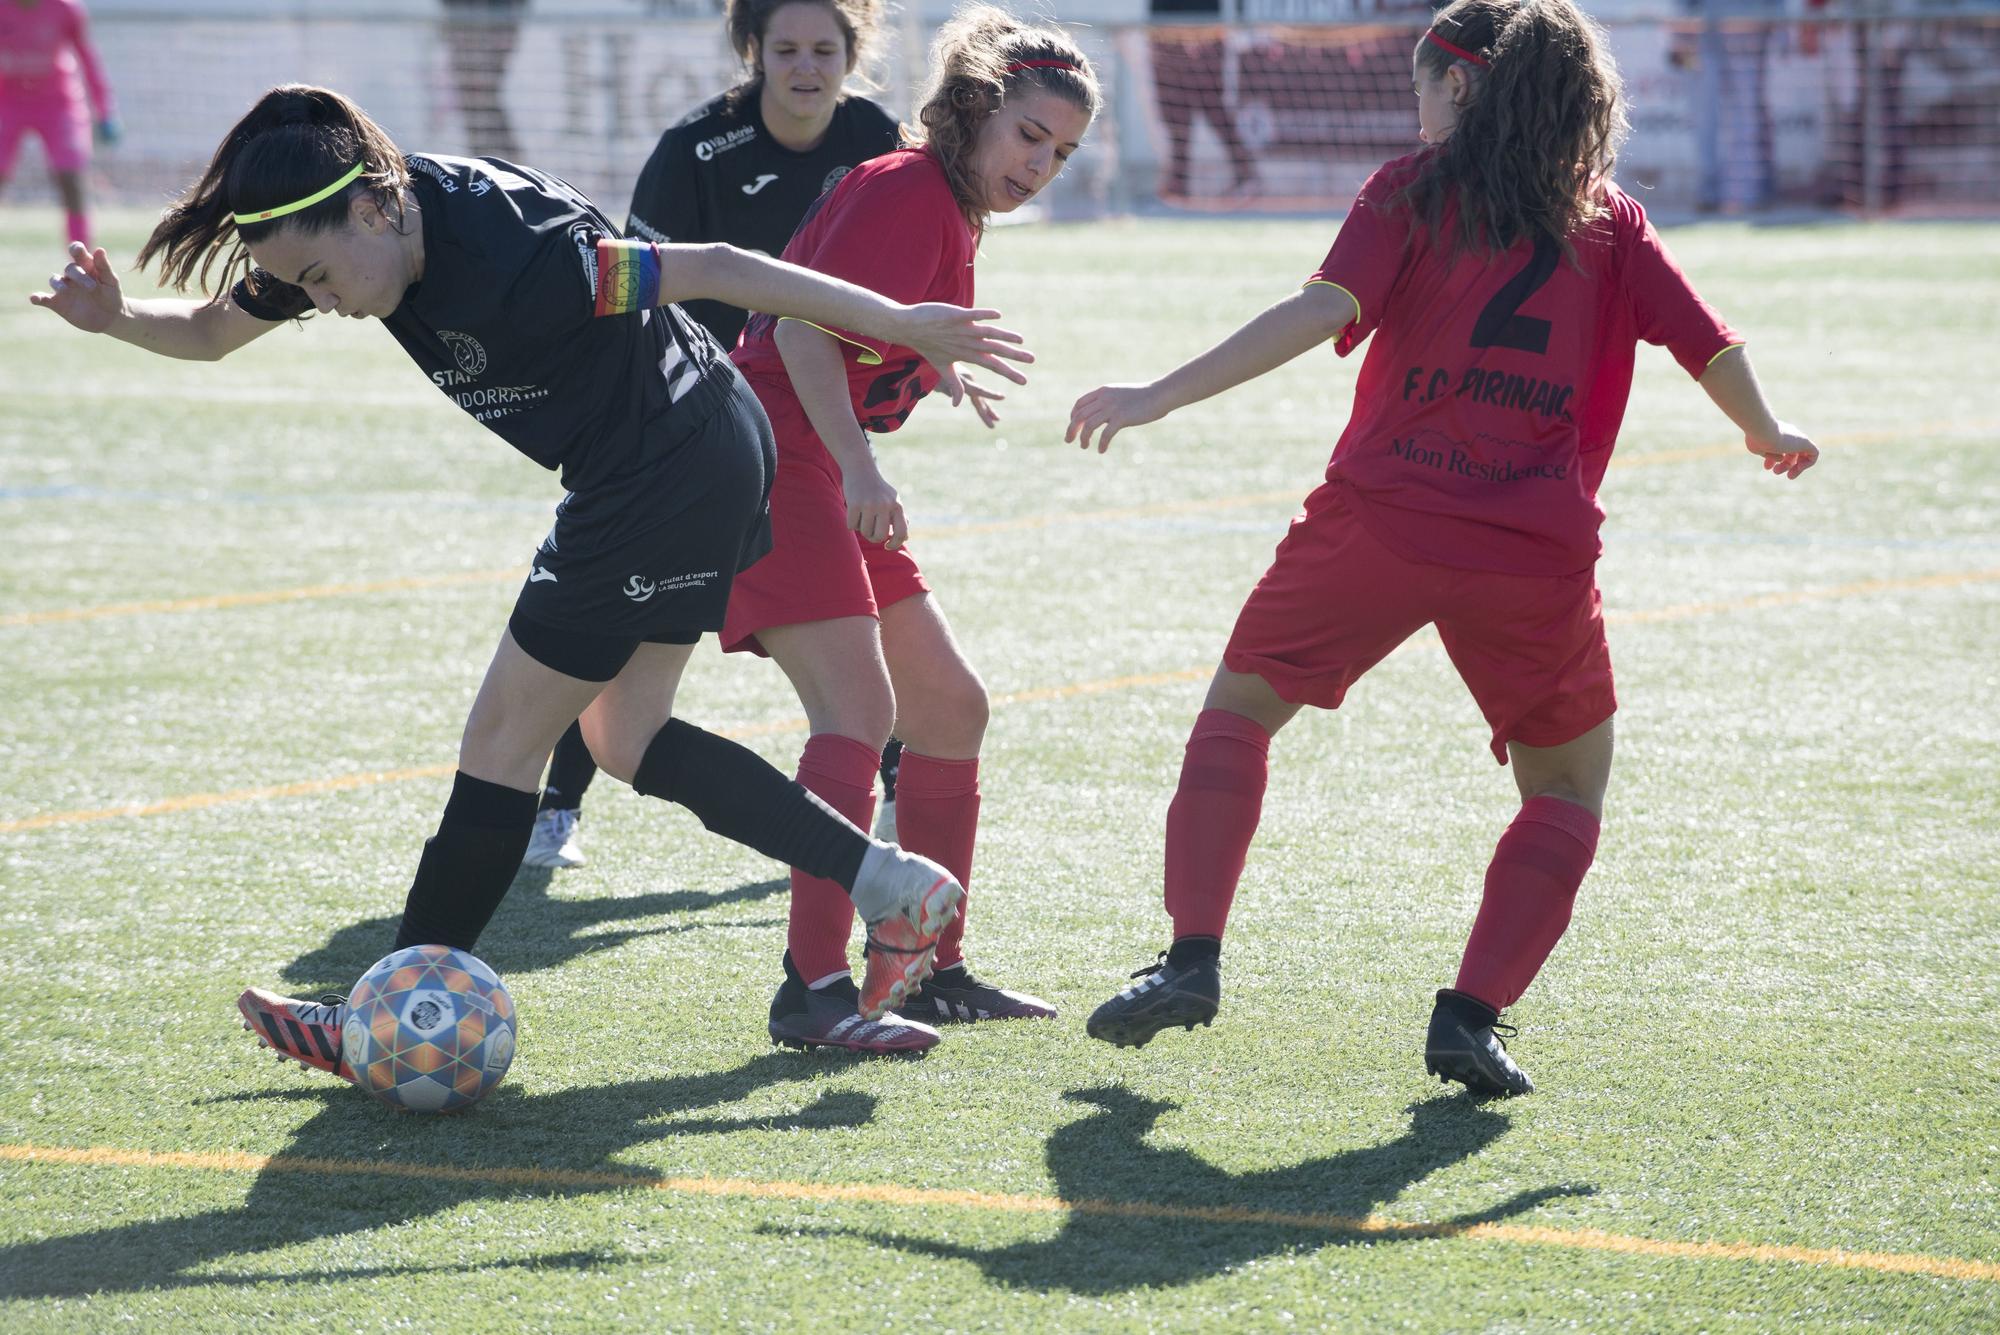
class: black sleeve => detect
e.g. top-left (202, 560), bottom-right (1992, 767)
top-left (509, 217), bottom-right (600, 335)
top-left (625, 129), bottom-right (705, 245)
top-left (229, 268), bottom-right (314, 322)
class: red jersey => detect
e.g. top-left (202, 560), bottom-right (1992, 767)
top-left (1311, 153), bottom-right (1740, 576)
top-left (732, 147), bottom-right (976, 434)
top-left (0, 0), bottom-right (112, 113)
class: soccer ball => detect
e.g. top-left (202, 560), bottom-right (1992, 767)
top-left (340, 945), bottom-right (517, 1113)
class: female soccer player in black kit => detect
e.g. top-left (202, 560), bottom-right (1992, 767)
top-left (29, 83), bottom-right (1036, 1078)
top-left (527, 0), bottom-right (907, 870)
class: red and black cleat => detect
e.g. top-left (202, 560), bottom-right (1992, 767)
top-left (237, 987), bottom-right (353, 1082)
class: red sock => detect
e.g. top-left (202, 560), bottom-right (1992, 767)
top-left (1454, 796), bottom-right (1600, 1010)
top-left (1163, 709), bottom-right (1271, 940)
top-left (65, 211), bottom-right (89, 248)
top-left (893, 752), bottom-right (979, 968)
top-left (786, 733), bottom-right (879, 982)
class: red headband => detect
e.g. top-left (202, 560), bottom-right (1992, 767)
top-left (1005, 58), bottom-right (1078, 75)
top-left (1425, 29), bottom-right (1490, 67)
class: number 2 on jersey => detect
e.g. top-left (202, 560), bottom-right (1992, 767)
top-left (1470, 234), bottom-right (1558, 355)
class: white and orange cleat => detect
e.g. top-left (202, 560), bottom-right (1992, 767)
top-left (848, 843), bottom-right (962, 1020)
top-left (237, 987), bottom-right (354, 1082)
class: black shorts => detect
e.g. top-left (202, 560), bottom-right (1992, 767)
top-left (509, 380), bottom-right (775, 681)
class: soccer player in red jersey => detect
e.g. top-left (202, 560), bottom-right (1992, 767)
top-left (1070, 0), bottom-right (1819, 1095)
top-left (724, 6), bottom-right (1099, 1050)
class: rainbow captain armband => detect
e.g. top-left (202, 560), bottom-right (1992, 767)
top-left (594, 238), bottom-right (662, 317)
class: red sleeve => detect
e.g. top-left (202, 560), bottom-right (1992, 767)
top-left (791, 164), bottom-right (961, 362)
top-left (1615, 191), bottom-right (1740, 379)
top-left (60, 0), bottom-right (113, 120)
top-left (1307, 165), bottom-right (1414, 358)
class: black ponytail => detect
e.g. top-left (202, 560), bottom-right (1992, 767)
top-left (137, 84), bottom-right (410, 298)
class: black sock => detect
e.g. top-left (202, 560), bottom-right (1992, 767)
top-left (393, 772), bottom-right (539, 952)
top-left (1167, 935), bottom-right (1222, 968)
top-left (1435, 988), bottom-right (1500, 1029)
top-left (540, 721), bottom-right (599, 813)
top-left (780, 950), bottom-right (858, 1000)
top-left (631, 718), bottom-right (870, 890)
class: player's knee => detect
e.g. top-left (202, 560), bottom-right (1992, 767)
top-left (576, 709), bottom-right (645, 784)
top-left (895, 672), bottom-right (988, 753)
top-left (456, 708), bottom-right (557, 791)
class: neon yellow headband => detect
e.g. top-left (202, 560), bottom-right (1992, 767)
top-left (231, 162), bottom-right (368, 226)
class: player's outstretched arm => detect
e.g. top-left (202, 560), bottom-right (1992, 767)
top-left (29, 242), bottom-right (276, 361)
top-left (596, 239), bottom-right (1033, 398)
top-left (1067, 283), bottom-right (1357, 453)
top-left (1698, 345), bottom-right (1820, 480)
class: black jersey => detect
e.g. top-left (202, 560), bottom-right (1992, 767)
top-left (230, 154), bottom-right (734, 493)
top-left (625, 90), bottom-right (900, 348)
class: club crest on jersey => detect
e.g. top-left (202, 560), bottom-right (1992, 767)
top-left (822, 165), bottom-right (854, 192)
top-left (436, 330), bottom-right (488, 377)
top-left (695, 125), bottom-right (757, 161)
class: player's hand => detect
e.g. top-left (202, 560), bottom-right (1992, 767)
top-left (956, 370), bottom-right (1004, 429)
top-left (1066, 382), bottom-right (1170, 453)
top-left (95, 117), bottom-right (122, 147)
top-left (1746, 421), bottom-right (1819, 479)
top-left (28, 241), bottom-right (125, 334)
top-left (901, 303), bottom-right (1034, 394)
top-left (843, 461), bottom-right (909, 552)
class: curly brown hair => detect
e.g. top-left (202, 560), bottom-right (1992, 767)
top-left (907, 5), bottom-right (1100, 231)
top-left (722, 0), bottom-right (886, 114)
top-left (136, 84), bottom-right (411, 301)
top-left (1397, 0), bottom-right (1628, 261)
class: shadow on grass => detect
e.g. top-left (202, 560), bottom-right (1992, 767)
top-left (279, 870), bottom-right (789, 993)
top-left (0, 1050), bottom-right (881, 1300)
top-left (801, 1085), bottom-right (1592, 1293)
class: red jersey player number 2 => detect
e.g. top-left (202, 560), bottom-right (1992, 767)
top-left (1070, 0), bottom-right (1818, 1101)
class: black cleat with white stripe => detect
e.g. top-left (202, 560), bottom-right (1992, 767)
top-left (894, 963), bottom-right (1057, 1024)
top-left (1424, 988), bottom-right (1534, 1097)
top-left (1086, 952), bottom-right (1221, 1048)
top-left (768, 970), bottom-right (940, 1054)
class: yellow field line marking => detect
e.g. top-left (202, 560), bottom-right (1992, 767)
top-left (3, 566), bottom-right (1993, 836)
top-left (2, 1143), bottom-right (1993, 1285)
top-left (7, 419), bottom-right (1991, 631)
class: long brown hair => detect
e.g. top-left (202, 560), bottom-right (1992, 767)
top-left (908, 5), bottom-right (1100, 230)
top-left (722, 0), bottom-right (885, 114)
top-left (1397, 0), bottom-right (1628, 260)
top-left (136, 84), bottom-right (410, 300)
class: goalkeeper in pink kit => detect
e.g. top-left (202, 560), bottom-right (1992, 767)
top-left (1070, 0), bottom-right (1819, 1096)
top-left (0, 0), bottom-right (117, 247)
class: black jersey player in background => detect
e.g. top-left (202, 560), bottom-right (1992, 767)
top-left (527, 0), bottom-right (907, 870)
top-left (30, 84), bottom-right (1039, 1076)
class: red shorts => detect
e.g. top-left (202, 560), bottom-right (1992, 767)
top-left (0, 93), bottom-right (90, 176)
top-left (1223, 482), bottom-right (1615, 763)
top-left (720, 374), bottom-right (930, 656)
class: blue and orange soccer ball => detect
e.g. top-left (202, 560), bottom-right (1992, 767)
top-left (340, 945), bottom-right (517, 1113)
